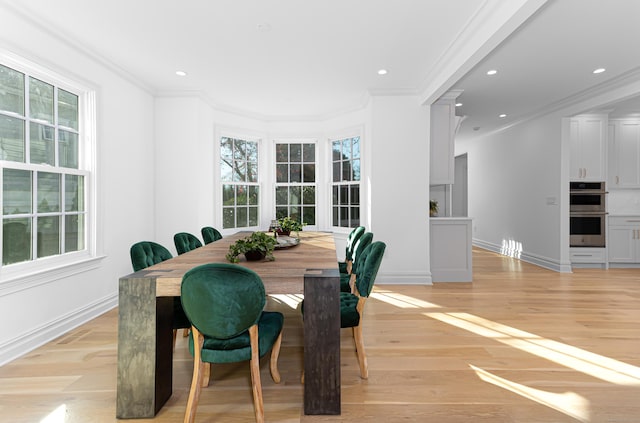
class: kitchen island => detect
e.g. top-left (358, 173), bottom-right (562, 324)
top-left (430, 217), bottom-right (473, 282)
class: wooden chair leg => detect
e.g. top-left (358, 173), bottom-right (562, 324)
top-left (184, 328), bottom-right (205, 423)
top-left (353, 324), bottom-right (368, 379)
top-left (201, 363), bottom-right (211, 388)
top-left (270, 331), bottom-right (283, 383)
top-left (249, 325), bottom-right (265, 423)
top-left (172, 329), bottom-right (178, 351)
top-left (183, 328), bottom-right (190, 337)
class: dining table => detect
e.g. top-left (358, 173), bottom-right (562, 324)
top-left (116, 231), bottom-right (341, 418)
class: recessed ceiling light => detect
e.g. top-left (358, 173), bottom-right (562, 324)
top-left (377, 69), bottom-right (388, 75)
top-left (175, 70), bottom-right (187, 77)
top-left (455, 102), bottom-right (463, 107)
top-left (593, 68), bottom-right (606, 74)
top-left (487, 69), bottom-right (498, 76)
top-left (257, 23), bottom-right (272, 32)
top-left (499, 114), bottom-right (507, 118)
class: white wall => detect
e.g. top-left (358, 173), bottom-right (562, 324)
top-left (0, 6), bottom-right (156, 364)
top-left (456, 112), bottom-right (569, 271)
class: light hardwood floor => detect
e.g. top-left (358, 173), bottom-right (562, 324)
top-left (0, 248), bottom-right (638, 422)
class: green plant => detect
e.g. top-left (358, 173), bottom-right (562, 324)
top-left (430, 200), bottom-right (439, 217)
top-left (226, 231), bottom-right (278, 263)
top-left (277, 216), bottom-right (305, 233)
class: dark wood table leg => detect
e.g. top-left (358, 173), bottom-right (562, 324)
top-left (303, 268), bottom-right (341, 415)
top-left (116, 275), bottom-right (173, 418)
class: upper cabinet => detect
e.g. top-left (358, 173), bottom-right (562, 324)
top-left (608, 119), bottom-right (640, 188)
top-left (430, 90), bottom-right (462, 185)
top-left (570, 114), bottom-right (607, 181)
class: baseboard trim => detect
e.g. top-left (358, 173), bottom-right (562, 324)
top-left (473, 239), bottom-right (572, 273)
top-left (0, 293), bottom-right (117, 366)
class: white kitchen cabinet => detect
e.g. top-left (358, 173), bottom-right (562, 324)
top-left (570, 115), bottom-right (607, 181)
top-left (608, 216), bottom-right (640, 264)
top-left (570, 247), bottom-right (607, 268)
top-left (430, 90), bottom-right (462, 185)
top-left (608, 119), bottom-right (640, 188)
top-left (430, 217), bottom-right (472, 282)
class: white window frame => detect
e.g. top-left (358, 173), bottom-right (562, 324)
top-left (329, 132), bottom-right (362, 230)
top-left (216, 128), bottom-right (265, 232)
top-left (0, 49), bottom-right (98, 286)
top-left (273, 138), bottom-right (318, 230)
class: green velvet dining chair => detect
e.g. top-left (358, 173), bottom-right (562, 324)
top-left (180, 263), bottom-right (284, 423)
top-left (173, 232), bottom-right (203, 255)
top-left (129, 241), bottom-right (191, 348)
top-left (338, 226), bottom-right (365, 274)
top-left (340, 231), bottom-right (373, 293)
top-left (200, 226), bottom-right (222, 244)
top-left (339, 241), bottom-right (386, 379)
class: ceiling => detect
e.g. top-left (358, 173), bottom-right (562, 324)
top-left (4, 0), bottom-right (640, 137)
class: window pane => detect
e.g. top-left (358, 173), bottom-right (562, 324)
top-left (30, 122), bottom-right (55, 165)
top-left (352, 159), bottom-right (361, 181)
top-left (276, 144), bottom-right (288, 162)
top-left (352, 137), bottom-right (360, 158)
top-left (339, 186), bottom-right (349, 206)
top-left (37, 215), bottom-right (60, 258)
top-left (275, 186), bottom-right (288, 205)
top-left (350, 185), bottom-right (360, 205)
top-left (275, 206), bottom-right (288, 219)
top-left (289, 206), bottom-right (301, 221)
top-left (65, 175), bottom-right (84, 211)
top-left (303, 143), bottom-right (315, 162)
top-left (289, 186), bottom-right (301, 205)
top-left (59, 129), bottom-right (79, 168)
top-left (332, 207), bottom-right (339, 227)
top-left (236, 207), bottom-right (248, 227)
top-left (247, 162), bottom-right (258, 183)
top-left (3, 218), bottom-right (31, 265)
top-left (351, 207), bottom-right (360, 227)
top-left (248, 206), bottom-right (258, 226)
top-left (222, 184), bottom-right (235, 206)
top-left (222, 207), bottom-right (235, 229)
top-left (290, 163), bottom-right (301, 182)
top-left (0, 115), bottom-right (25, 162)
top-left (302, 206), bottom-right (315, 225)
top-left (65, 214), bottom-right (84, 252)
top-left (332, 141), bottom-right (341, 161)
top-left (246, 140), bottom-right (258, 162)
top-left (290, 144), bottom-right (301, 162)
top-left (342, 160), bottom-right (352, 181)
top-left (3, 168), bottom-right (31, 215)
top-left (340, 207), bottom-right (349, 227)
top-left (29, 77), bottom-right (54, 123)
top-left (220, 159), bottom-right (232, 181)
top-left (332, 186), bottom-right (338, 204)
top-left (58, 89), bottom-right (78, 130)
top-left (276, 163), bottom-right (288, 183)
top-left (236, 185), bottom-right (248, 205)
top-left (342, 139), bottom-right (351, 160)
top-left (333, 162), bottom-right (340, 182)
top-left (303, 163), bottom-right (315, 183)
top-left (248, 186), bottom-right (259, 206)
top-left (233, 139), bottom-right (245, 160)
top-left (302, 186), bottom-right (315, 205)
top-left (233, 161), bottom-right (245, 182)
top-left (38, 172), bottom-right (60, 212)
top-left (220, 137), bottom-right (233, 159)
top-left (0, 65), bottom-right (25, 115)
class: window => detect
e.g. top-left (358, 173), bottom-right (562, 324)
top-left (0, 62), bottom-right (88, 267)
top-left (275, 142), bottom-right (316, 225)
top-left (331, 136), bottom-right (360, 228)
top-left (220, 137), bottom-right (259, 229)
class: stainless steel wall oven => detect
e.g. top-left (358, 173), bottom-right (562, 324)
top-left (570, 182), bottom-right (607, 247)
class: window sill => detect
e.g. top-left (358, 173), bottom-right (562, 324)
top-left (0, 253), bottom-right (106, 296)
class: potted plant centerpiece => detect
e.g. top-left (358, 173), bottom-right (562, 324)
top-left (430, 200), bottom-right (439, 217)
top-left (277, 216), bottom-right (305, 236)
top-left (226, 231), bottom-right (278, 263)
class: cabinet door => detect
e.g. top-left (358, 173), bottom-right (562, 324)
top-left (570, 116), bottom-right (607, 181)
top-left (614, 121), bottom-right (640, 188)
top-left (608, 226), bottom-right (636, 262)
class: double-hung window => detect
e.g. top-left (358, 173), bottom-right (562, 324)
top-left (0, 61), bottom-right (89, 267)
top-left (275, 142), bottom-right (316, 226)
top-left (331, 136), bottom-right (360, 228)
top-left (220, 136), bottom-right (259, 229)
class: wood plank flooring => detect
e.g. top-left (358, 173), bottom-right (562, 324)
top-left (0, 248), bottom-right (638, 422)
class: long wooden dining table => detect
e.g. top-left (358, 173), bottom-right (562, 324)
top-left (116, 231), bottom-right (341, 419)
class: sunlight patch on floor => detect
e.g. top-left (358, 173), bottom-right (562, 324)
top-left (370, 290), bottom-right (442, 309)
top-left (269, 294), bottom-right (304, 309)
top-left (41, 404), bottom-right (66, 423)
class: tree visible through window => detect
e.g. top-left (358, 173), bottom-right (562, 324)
top-left (0, 63), bottom-right (86, 266)
top-left (220, 137), bottom-right (259, 229)
top-left (332, 136), bottom-right (360, 228)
